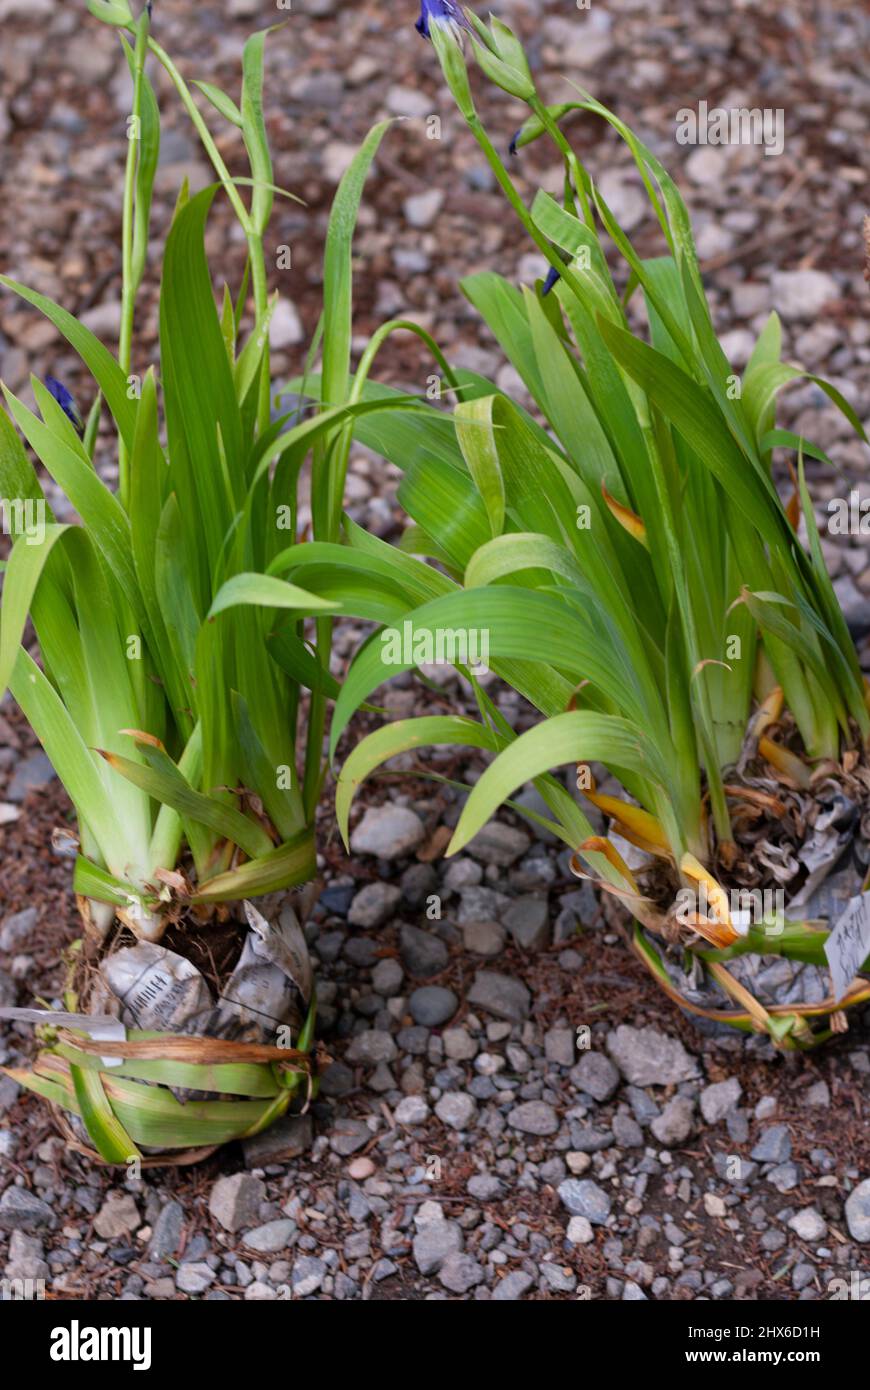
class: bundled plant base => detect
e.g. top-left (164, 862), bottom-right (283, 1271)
top-left (13, 896), bottom-right (318, 1167)
top-left (314, 4), bottom-right (870, 1051)
top-left (590, 735), bottom-right (870, 1042)
top-left (0, 4), bottom-right (380, 1160)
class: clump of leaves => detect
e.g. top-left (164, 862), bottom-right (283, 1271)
top-left (305, 6), bottom-right (870, 1047)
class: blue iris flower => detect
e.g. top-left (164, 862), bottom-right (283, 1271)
top-left (45, 376), bottom-right (84, 434)
top-left (542, 265), bottom-right (561, 296)
top-left (416, 0), bottom-right (470, 42)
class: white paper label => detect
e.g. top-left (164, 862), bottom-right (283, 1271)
top-left (0, 1007), bottom-right (126, 1067)
top-left (824, 893), bottom-right (870, 1004)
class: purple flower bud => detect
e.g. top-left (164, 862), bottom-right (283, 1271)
top-left (416, 0), bottom-right (470, 43)
top-left (542, 265), bottom-right (561, 296)
top-left (45, 376), bottom-right (84, 434)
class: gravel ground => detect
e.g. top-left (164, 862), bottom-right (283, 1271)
top-left (1, 0), bottom-right (870, 1301)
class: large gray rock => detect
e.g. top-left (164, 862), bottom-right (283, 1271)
top-left (700, 1077), bottom-right (742, 1124)
top-left (439, 1252), bottom-right (485, 1293)
top-left (4, 1230), bottom-right (49, 1282)
top-left (571, 1050), bottom-right (620, 1102)
top-left (435, 1092), bottom-right (477, 1130)
top-left (400, 924), bottom-right (448, 978)
top-left (503, 895), bottom-right (550, 951)
top-left (557, 1179), bottom-right (611, 1225)
top-left (412, 1220), bottom-right (463, 1275)
top-left (492, 1269), bottom-right (535, 1300)
top-left (465, 821), bottom-right (531, 867)
top-left (0, 1187), bottom-right (54, 1233)
top-left (508, 1101), bottom-right (559, 1137)
top-left (651, 1096), bottom-right (695, 1147)
top-left (606, 1025), bottom-right (699, 1086)
top-left (751, 1125), bottom-right (792, 1164)
top-left (93, 1192), bottom-right (140, 1240)
top-left (148, 1200), bottom-right (184, 1260)
top-left (350, 805), bottom-right (424, 859)
top-left (243, 1115), bottom-right (312, 1168)
top-left (467, 970), bottom-right (530, 1022)
top-left (243, 1219), bottom-right (296, 1254)
top-left (208, 1173), bottom-right (265, 1234)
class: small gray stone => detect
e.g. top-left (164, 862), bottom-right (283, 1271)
top-left (462, 921), bottom-right (505, 957)
top-left (439, 1251), bottom-right (485, 1293)
top-left (435, 1092), bottom-right (477, 1130)
top-left (805, 1081), bottom-right (830, 1108)
top-left (292, 1255), bottom-right (326, 1296)
top-left (622, 1281), bottom-right (648, 1300)
top-left (347, 882), bottom-right (401, 928)
top-left (409, 986), bottom-right (457, 1027)
top-left (751, 1125), bottom-right (792, 1164)
top-left (5, 1230), bottom-right (48, 1283)
top-left (503, 895), bottom-right (550, 951)
top-left (93, 1192), bottom-right (140, 1240)
top-left (243, 1220), bottom-right (295, 1254)
top-left (7, 751), bottom-right (55, 802)
top-left (394, 1095), bottom-right (429, 1126)
top-left (209, 1172), bottom-right (265, 1234)
top-left (772, 269), bottom-right (839, 321)
top-left (545, 1028), bottom-right (576, 1068)
top-left (0, 908), bottom-right (37, 953)
top-left (557, 1179), bottom-right (611, 1225)
top-left (467, 1174), bottom-right (504, 1200)
top-left (571, 1050), bottom-right (620, 1102)
top-left (243, 1115), bottom-right (313, 1168)
top-left (569, 1123), bottom-right (612, 1153)
top-left (350, 805), bottom-right (424, 859)
top-left (372, 957), bottom-right (403, 997)
top-left (651, 1096), bottom-right (695, 1147)
top-left (700, 1077), bottom-right (742, 1124)
top-left (176, 1262), bottom-right (215, 1295)
top-left (148, 1201), bottom-right (184, 1260)
top-left (492, 1269), bottom-right (534, 1300)
top-left (456, 886), bottom-right (510, 924)
top-left (541, 1261), bottom-right (576, 1292)
top-left (400, 924), bottom-right (448, 978)
top-left (508, 1101), bottom-right (559, 1137)
top-left (788, 1208), bottom-right (826, 1242)
top-left (607, 1025), bottom-right (699, 1087)
top-left (566, 1216), bottom-right (594, 1245)
top-left (467, 970), bottom-right (530, 1022)
top-left (845, 1179), bottom-right (870, 1243)
top-left (726, 1109), bottom-right (750, 1145)
top-left (0, 1187), bottom-right (54, 1233)
top-left (404, 188), bottom-right (444, 229)
top-left (346, 1029), bottom-right (398, 1066)
top-left (465, 821), bottom-right (531, 867)
top-left (766, 1162), bottom-right (800, 1193)
top-left (443, 1027), bottom-right (477, 1061)
top-left (329, 1119), bottom-right (371, 1156)
top-left (611, 1112), bottom-right (644, 1147)
top-left (268, 299), bottom-right (303, 350)
top-left (413, 1220), bottom-right (463, 1275)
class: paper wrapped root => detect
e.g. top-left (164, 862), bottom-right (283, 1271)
top-left (97, 897), bottom-right (312, 1047)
